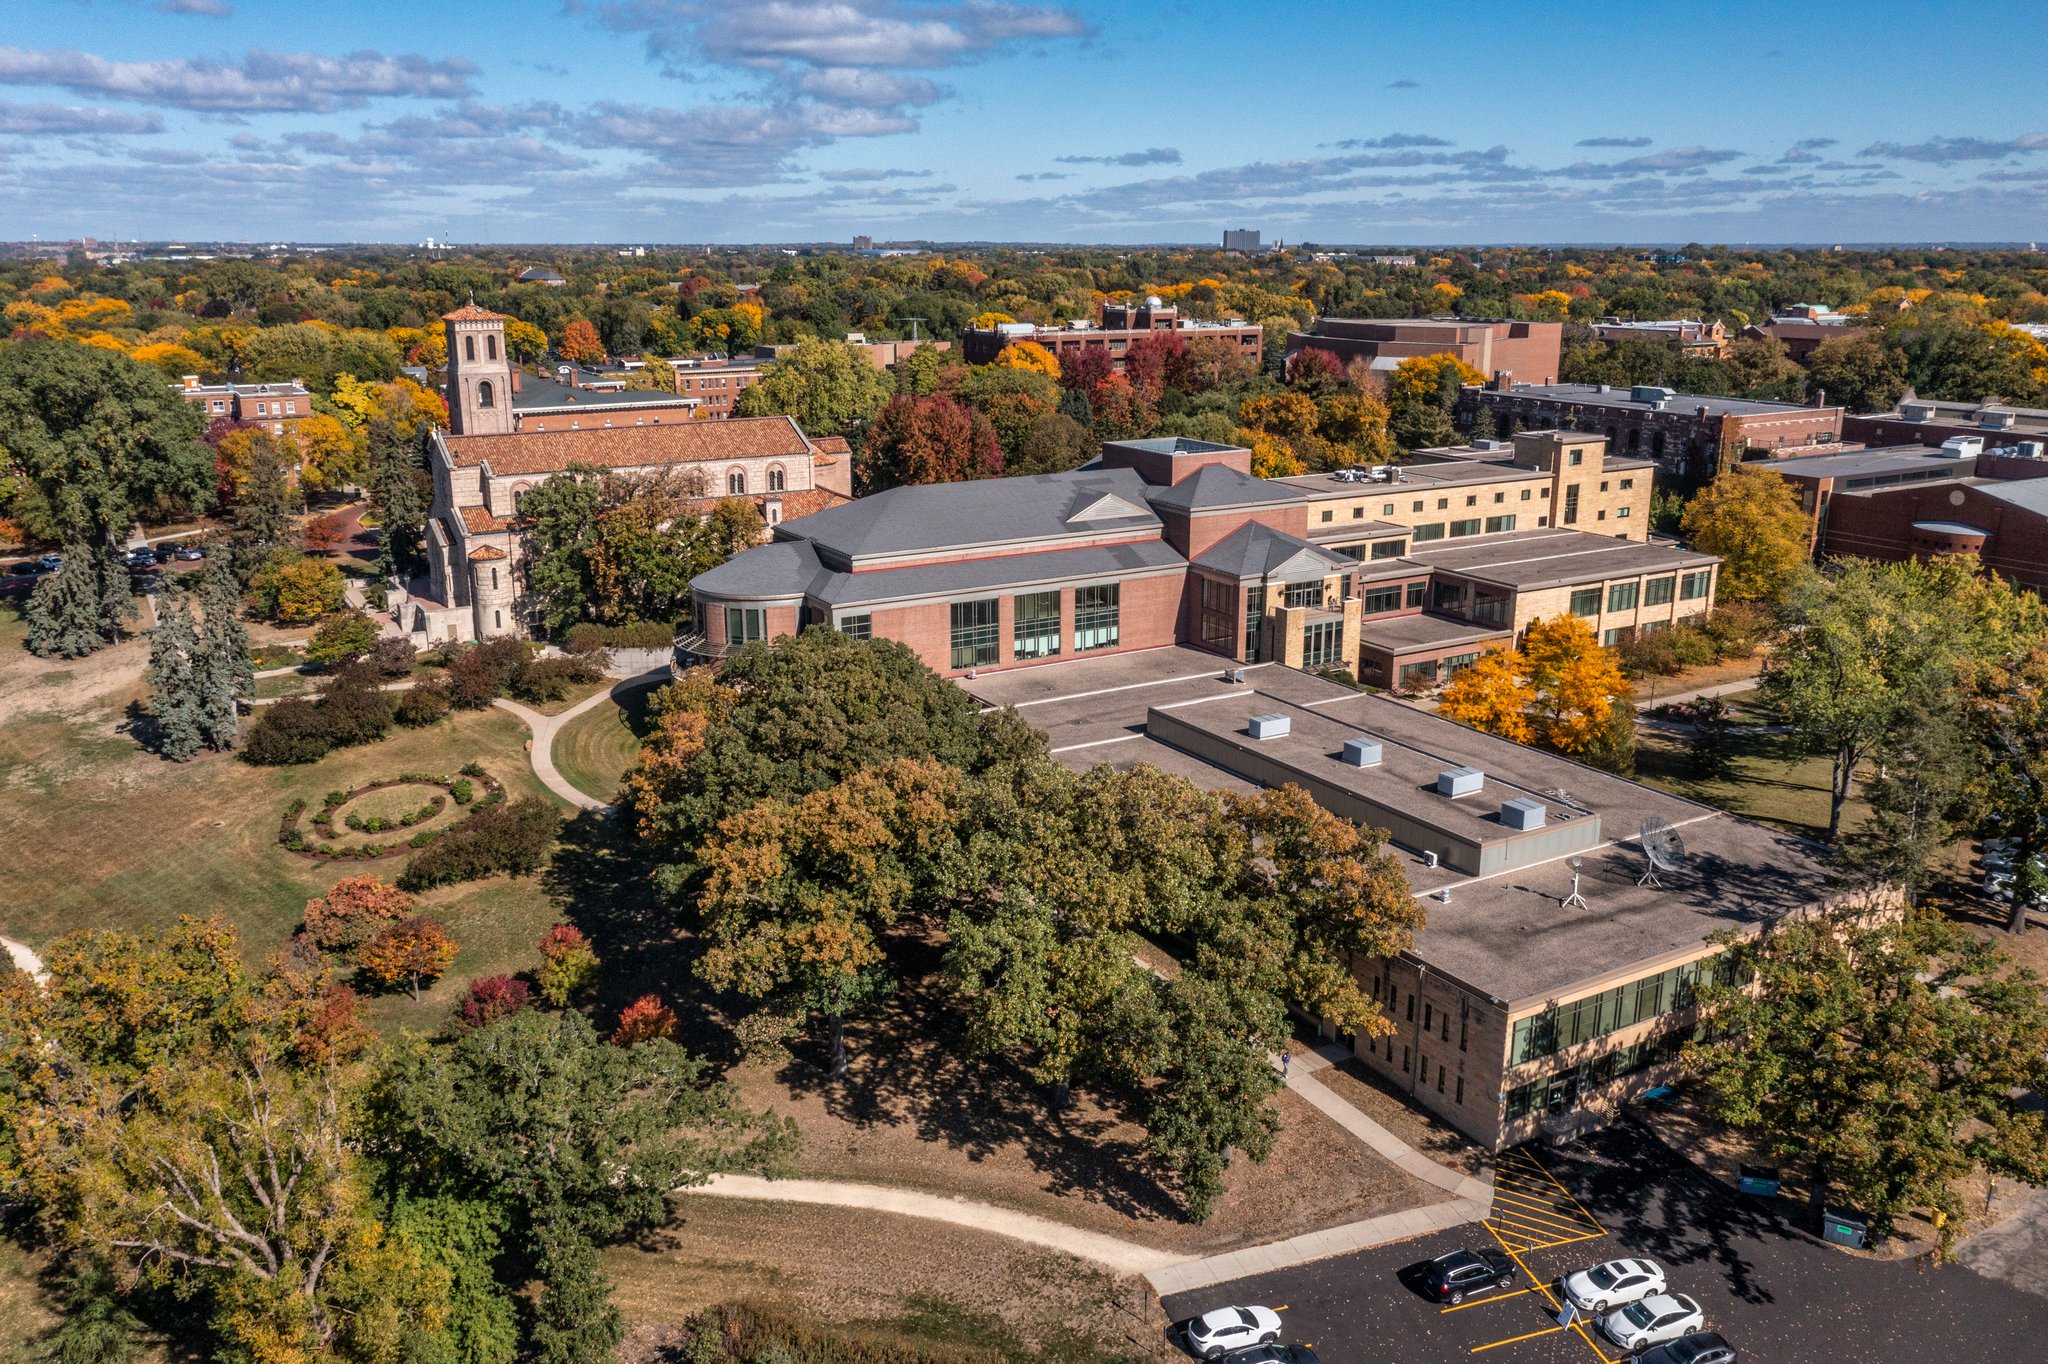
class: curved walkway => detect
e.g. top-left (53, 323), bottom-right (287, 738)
top-left (2, 934), bottom-right (47, 983)
top-left (494, 667), bottom-right (672, 813)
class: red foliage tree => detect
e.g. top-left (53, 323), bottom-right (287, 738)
top-left (1124, 331), bottom-right (1187, 400)
top-left (1287, 346), bottom-right (1347, 392)
top-left (359, 916), bottom-right (458, 1001)
top-left (303, 875), bottom-right (415, 950)
top-left (297, 985), bottom-right (370, 1062)
top-left (612, 994), bottom-right (679, 1047)
top-left (1088, 375), bottom-right (1154, 440)
top-left (301, 511), bottom-right (352, 555)
top-left (557, 318), bottom-right (605, 364)
top-left (1057, 345), bottom-right (1114, 393)
top-left (859, 394), bottom-right (1004, 492)
top-left (460, 974), bottom-right (532, 1029)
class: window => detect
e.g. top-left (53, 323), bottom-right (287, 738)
top-left (1424, 1003), bottom-right (1433, 1033)
top-left (835, 613), bottom-right (872, 640)
top-left (1456, 1075), bottom-right (1464, 1104)
top-left (1618, 506), bottom-right (1631, 519)
top-left (1433, 581), bottom-right (1465, 611)
top-left (1371, 539), bottom-right (1406, 559)
top-left (1644, 576), bottom-right (1675, 606)
top-left (1073, 583), bottom-right (1120, 652)
top-left (1620, 478), bottom-right (1635, 489)
top-left (1407, 994), bottom-right (1415, 1022)
top-left (1284, 580), bottom-right (1325, 608)
top-left (1406, 582), bottom-right (1426, 608)
top-left (1321, 509), bottom-right (1334, 523)
top-left (486, 334), bottom-right (498, 360)
top-left (1243, 586), bottom-right (1265, 663)
top-left (1443, 651), bottom-right (1481, 677)
top-left (724, 606), bottom-right (765, 647)
top-left (1680, 570), bottom-right (1712, 600)
top-left (1362, 584), bottom-right (1403, 615)
top-left (1332, 544), bottom-right (1366, 562)
top-left (950, 598), bottom-right (1000, 669)
top-left (1485, 515), bottom-right (1516, 533)
top-left (1563, 485), bottom-right (1581, 524)
top-left (1609, 581), bottom-right (1640, 612)
top-left (490, 567), bottom-right (499, 590)
top-left (1520, 488), bottom-right (1531, 500)
top-left (1383, 503), bottom-right (1395, 516)
top-left (1411, 522), bottom-right (1446, 542)
top-left (1013, 590), bottom-right (1061, 660)
top-left (1436, 497), bottom-right (1450, 510)
top-left (1598, 509), bottom-right (1607, 521)
top-left (1353, 507), bottom-right (1365, 519)
top-left (1302, 619), bottom-right (1345, 669)
top-left (767, 465), bottom-right (786, 492)
top-left (1437, 1064), bottom-right (1446, 1093)
top-left (1600, 480), bottom-right (1609, 492)
top-left (1569, 587), bottom-right (1601, 617)
top-left (1507, 956), bottom-right (1741, 1067)
top-left (1199, 577), bottom-right (1236, 649)
top-left (1449, 518), bottom-right (1482, 537)
top-left (1465, 495), bottom-right (1479, 508)
top-left (1399, 661), bottom-right (1438, 690)
top-left (727, 470), bottom-right (746, 495)
top-left (464, 336), bottom-right (476, 362)
top-left (1604, 627), bottom-right (1631, 646)
top-left (495, 610), bottom-right (502, 628)
top-left (1411, 500), bottom-right (1424, 513)
top-left (1568, 449), bottom-right (1583, 466)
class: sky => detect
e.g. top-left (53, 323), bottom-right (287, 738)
top-left (3, 0), bottom-right (2047, 245)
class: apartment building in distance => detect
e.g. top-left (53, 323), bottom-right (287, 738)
top-left (960, 297), bottom-right (1263, 372)
top-left (665, 355), bottom-right (767, 418)
top-left (691, 429), bottom-right (1717, 692)
top-left (176, 375), bottom-right (313, 435)
top-left (1287, 317), bottom-right (1564, 383)
top-left (1589, 317), bottom-right (1729, 358)
top-left (1738, 303), bottom-right (1863, 362)
top-left (1459, 376), bottom-right (1845, 485)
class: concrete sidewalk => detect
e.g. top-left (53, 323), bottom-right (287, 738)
top-left (494, 668), bottom-right (670, 813)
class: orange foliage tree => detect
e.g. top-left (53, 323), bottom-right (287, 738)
top-left (993, 339), bottom-right (1060, 380)
top-left (557, 318), bottom-right (605, 364)
top-left (612, 994), bottom-right (679, 1047)
top-left (300, 511), bottom-right (352, 555)
top-left (358, 916), bottom-right (457, 1001)
top-left (303, 875), bottom-right (414, 950)
top-left (1523, 615), bottom-right (1632, 754)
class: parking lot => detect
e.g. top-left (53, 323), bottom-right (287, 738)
top-left (1162, 1123), bottom-right (2048, 1362)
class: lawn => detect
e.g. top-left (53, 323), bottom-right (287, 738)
top-left (553, 683), bottom-right (658, 802)
top-left (1632, 702), bottom-right (1869, 841)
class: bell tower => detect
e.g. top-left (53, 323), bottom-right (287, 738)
top-left (443, 304), bottom-right (514, 436)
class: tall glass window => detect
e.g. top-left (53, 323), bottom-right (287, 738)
top-left (1302, 619), bottom-right (1345, 669)
top-left (1411, 522), bottom-right (1446, 542)
top-left (1608, 581), bottom-right (1640, 612)
top-left (1680, 570), bottom-right (1713, 600)
top-left (1449, 518), bottom-right (1483, 537)
top-left (1644, 576), bottom-right (1675, 606)
top-left (1569, 587), bottom-right (1602, 617)
top-left (1484, 514), bottom-right (1517, 533)
top-left (1198, 577), bottom-right (1236, 650)
top-left (1243, 586), bottom-right (1266, 663)
top-left (1073, 583), bottom-right (1120, 652)
top-left (1284, 580), bottom-right (1324, 608)
top-left (724, 606), bottom-right (765, 648)
top-left (950, 599), bottom-right (1000, 669)
top-left (1012, 590), bottom-right (1061, 660)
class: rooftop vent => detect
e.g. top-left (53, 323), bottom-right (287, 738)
top-left (1937, 435), bottom-right (1983, 459)
top-left (1340, 737), bottom-right (1383, 767)
top-left (1437, 767), bottom-right (1483, 798)
top-left (1630, 385), bottom-right (1676, 405)
top-left (1499, 797), bottom-right (1547, 830)
top-left (1980, 409), bottom-right (2018, 430)
top-left (1901, 402), bottom-right (1934, 422)
top-left (1248, 713), bottom-right (1291, 741)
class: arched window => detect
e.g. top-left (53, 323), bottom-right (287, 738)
top-left (767, 464), bottom-right (786, 492)
top-left (512, 481), bottom-right (533, 511)
top-left (727, 469), bottom-right (746, 495)
top-left (486, 334), bottom-right (498, 361)
top-left (491, 567), bottom-right (499, 590)
top-left (465, 336), bottom-right (476, 362)
top-left (478, 380), bottom-right (495, 409)
top-left (495, 610), bottom-right (502, 629)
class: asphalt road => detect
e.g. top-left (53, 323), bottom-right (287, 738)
top-left (1162, 1123), bottom-right (2048, 1364)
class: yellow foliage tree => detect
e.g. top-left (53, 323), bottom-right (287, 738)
top-left (1386, 353), bottom-right (1488, 409)
top-left (1435, 648), bottom-right (1535, 742)
top-left (993, 340), bottom-right (1060, 380)
top-left (268, 559), bottom-right (347, 624)
top-left (1236, 428), bottom-right (1303, 478)
top-left (131, 341), bottom-right (208, 379)
top-left (966, 311), bottom-right (1016, 330)
top-left (1522, 615), bottom-right (1631, 754)
top-left (502, 317), bottom-right (548, 360)
top-left (292, 414), bottom-right (365, 492)
top-left (1678, 465), bottom-right (1810, 604)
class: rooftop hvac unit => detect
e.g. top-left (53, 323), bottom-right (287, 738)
top-left (1499, 797), bottom-right (1547, 830)
top-left (1981, 410), bottom-right (2019, 430)
top-left (1340, 737), bottom-right (1383, 767)
top-left (1630, 385), bottom-right (1676, 404)
top-left (1938, 436), bottom-right (1983, 458)
top-left (1901, 402), bottom-right (1934, 422)
top-left (1248, 713), bottom-right (1291, 740)
top-left (2016, 441), bottom-right (2046, 460)
top-left (1437, 767), bottom-right (1484, 798)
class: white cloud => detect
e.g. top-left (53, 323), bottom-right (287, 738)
top-left (0, 100), bottom-right (163, 134)
top-left (0, 45), bottom-right (476, 112)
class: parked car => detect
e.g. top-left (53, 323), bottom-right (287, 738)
top-left (173, 544), bottom-right (206, 561)
top-left (1220, 1346), bottom-right (1318, 1364)
top-left (1183, 1306), bottom-right (1283, 1359)
top-left (133, 572), bottom-right (162, 594)
top-left (125, 547), bottom-right (157, 567)
top-left (1422, 1249), bottom-right (1517, 1305)
top-left (1560, 1257), bottom-right (1666, 1313)
top-left (1598, 1293), bottom-right (1704, 1353)
top-left (1636, 1332), bottom-right (1736, 1364)
top-left (154, 544), bottom-right (178, 564)
top-left (37, 553), bottom-right (63, 573)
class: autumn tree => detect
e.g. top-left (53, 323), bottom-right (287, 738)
top-left (1436, 647), bottom-right (1535, 741)
top-left (305, 608), bottom-right (380, 667)
top-left (858, 393), bottom-right (1004, 491)
top-left (536, 924), bottom-right (600, 1007)
top-left (993, 339), bottom-right (1060, 380)
top-left (555, 318), bottom-right (606, 364)
top-left (1522, 614), bottom-right (1633, 758)
top-left (301, 508), bottom-right (353, 554)
top-left (360, 916), bottom-right (458, 1001)
top-left (256, 555), bottom-right (346, 623)
top-left (1088, 374), bottom-right (1153, 440)
top-left (1685, 911), bottom-right (2048, 1253)
top-left (1679, 465), bottom-right (1811, 604)
top-left (1387, 353), bottom-right (1484, 451)
top-left (304, 875), bottom-right (415, 950)
top-left (612, 995), bottom-right (679, 1046)
top-left (696, 758), bottom-right (964, 1076)
top-left (1056, 344), bottom-right (1113, 395)
top-left (1956, 638), bottom-right (2048, 932)
top-left (732, 339), bottom-right (894, 436)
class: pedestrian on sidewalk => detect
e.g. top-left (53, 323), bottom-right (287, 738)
top-left (1280, 1050), bottom-right (1291, 1079)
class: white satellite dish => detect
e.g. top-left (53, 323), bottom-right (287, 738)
top-left (1639, 817), bottom-right (1687, 888)
top-left (1561, 854), bottom-right (1589, 910)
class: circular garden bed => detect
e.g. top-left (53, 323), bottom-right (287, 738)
top-left (278, 765), bottom-right (506, 860)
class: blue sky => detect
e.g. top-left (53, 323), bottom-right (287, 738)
top-left (3, 0), bottom-right (2046, 244)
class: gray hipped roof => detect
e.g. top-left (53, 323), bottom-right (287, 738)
top-left (1144, 463), bottom-right (1304, 513)
top-left (1193, 523), bottom-right (1352, 580)
top-left (780, 468), bottom-right (1161, 562)
top-left (694, 535), bottom-right (1186, 607)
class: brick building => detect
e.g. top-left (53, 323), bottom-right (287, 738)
top-left (1738, 304), bottom-right (1864, 362)
top-left (1791, 444), bottom-right (2048, 591)
top-left (176, 375), bottom-right (313, 435)
top-left (1842, 396), bottom-right (2048, 450)
top-left (408, 306), bottom-right (850, 644)
top-left (692, 430), bottom-right (1717, 689)
top-left (960, 298), bottom-right (1262, 373)
top-left (1460, 378), bottom-right (1845, 485)
top-left (1588, 318), bottom-right (1728, 358)
top-left (1287, 317), bottom-right (1563, 383)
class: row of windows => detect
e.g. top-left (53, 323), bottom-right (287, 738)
top-left (1508, 954), bottom-right (1741, 1067)
top-left (949, 586), bottom-right (1121, 669)
top-left (461, 333), bottom-right (500, 363)
top-left (1302, 619), bottom-right (1346, 669)
top-left (1568, 569), bottom-right (1708, 618)
top-left (725, 467), bottom-right (789, 495)
top-left (1503, 1025), bottom-right (1695, 1122)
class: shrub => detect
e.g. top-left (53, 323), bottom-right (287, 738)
top-left (400, 797), bottom-right (561, 890)
top-left (612, 994), bottom-right (678, 1047)
top-left (318, 673), bottom-right (394, 747)
top-left (304, 874), bottom-right (415, 950)
top-left (1618, 632), bottom-right (1681, 679)
top-left (305, 610), bottom-right (380, 668)
top-left (460, 761), bottom-right (487, 778)
top-left (409, 829), bottom-right (435, 848)
top-left (244, 697), bottom-right (336, 765)
top-left (368, 635), bottom-right (418, 678)
top-left (443, 639), bottom-right (528, 709)
top-left (324, 790), bottom-right (347, 807)
top-left (1668, 625), bottom-right (1718, 669)
top-left (564, 620), bottom-right (674, 654)
top-left (451, 778), bottom-right (474, 804)
top-left (459, 974), bottom-right (532, 1029)
top-left (536, 924), bottom-right (600, 1006)
top-left (394, 680), bottom-right (453, 727)
top-left (511, 654), bottom-right (604, 704)
top-left (1701, 600), bottom-right (1775, 658)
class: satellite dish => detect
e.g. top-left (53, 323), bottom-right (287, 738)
top-left (1639, 817), bottom-right (1687, 888)
top-left (1561, 854), bottom-right (1589, 910)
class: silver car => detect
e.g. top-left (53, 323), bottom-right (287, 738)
top-left (1561, 1257), bottom-right (1666, 1313)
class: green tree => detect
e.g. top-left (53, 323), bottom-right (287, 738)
top-left (1145, 974), bottom-right (1285, 1222)
top-left (1835, 675), bottom-right (1976, 905)
top-left (732, 340), bottom-right (893, 437)
top-left (519, 465), bottom-right (604, 634)
top-left (1678, 465), bottom-right (1811, 604)
top-left (193, 559), bottom-right (253, 749)
top-left (1685, 911), bottom-right (2048, 1253)
top-left (1957, 638), bottom-right (2048, 932)
top-left (530, 1231), bottom-right (621, 1364)
top-left (306, 609), bottom-right (381, 667)
top-left (0, 339), bottom-right (212, 545)
top-left (1010, 410), bottom-right (1096, 476)
top-left (368, 420), bottom-right (429, 581)
top-left (145, 596), bottom-right (206, 761)
top-left (25, 543), bottom-right (131, 657)
top-left (234, 431), bottom-right (299, 549)
top-left (1806, 332), bottom-right (1909, 413)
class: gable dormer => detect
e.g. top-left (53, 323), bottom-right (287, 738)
top-left (1065, 490), bottom-right (1150, 525)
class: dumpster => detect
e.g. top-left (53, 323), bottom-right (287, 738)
top-left (1736, 1166), bottom-right (1781, 1198)
top-left (1821, 1206), bottom-right (1867, 1249)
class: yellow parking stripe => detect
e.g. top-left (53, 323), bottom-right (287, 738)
top-left (1470, 1325), bottom-right (1567, 1353)
top-left (1515, 1228), bottom-right (1609, 1254)
top-left (1487, 1190), bottom-right (1602, 1230)
top-left (1476, 1217), bottom-right (1617, 1364)
top-left (1505, 1149), bottom-right (1610, 1232)
top-left (1439, 1286), bottom-right (1540, 1315)
top-left (1487, 1200), bottom-right (1597, 1234)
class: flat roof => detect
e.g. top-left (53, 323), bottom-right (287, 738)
top-left (1361, 613), bottom-right (1514, 654)
top-left (1492, 384), bottom-right (1837, 420)
top-left (514, 374), bottom-right (698, 411)
top-left (1402, 529), bottom-right (1717, 590)
top-left (962, 648), bottom-right (1833, 1009)
top-left (1760, 445), bottom-right (1972, 482)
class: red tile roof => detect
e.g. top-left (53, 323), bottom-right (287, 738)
top-left (458, 506), bottom-right (518, 534)
top-left (468, 546), bottom-right (508, 561)
top-left (443, 304), bottom-right (506, 322)
top-left (444, 416), bottom-right (815, 476)
top-left (811, 435), bottom-right (852, 455)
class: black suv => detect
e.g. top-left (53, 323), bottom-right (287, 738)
top-left (1422, 1249), bottom-right (1517, 1305)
